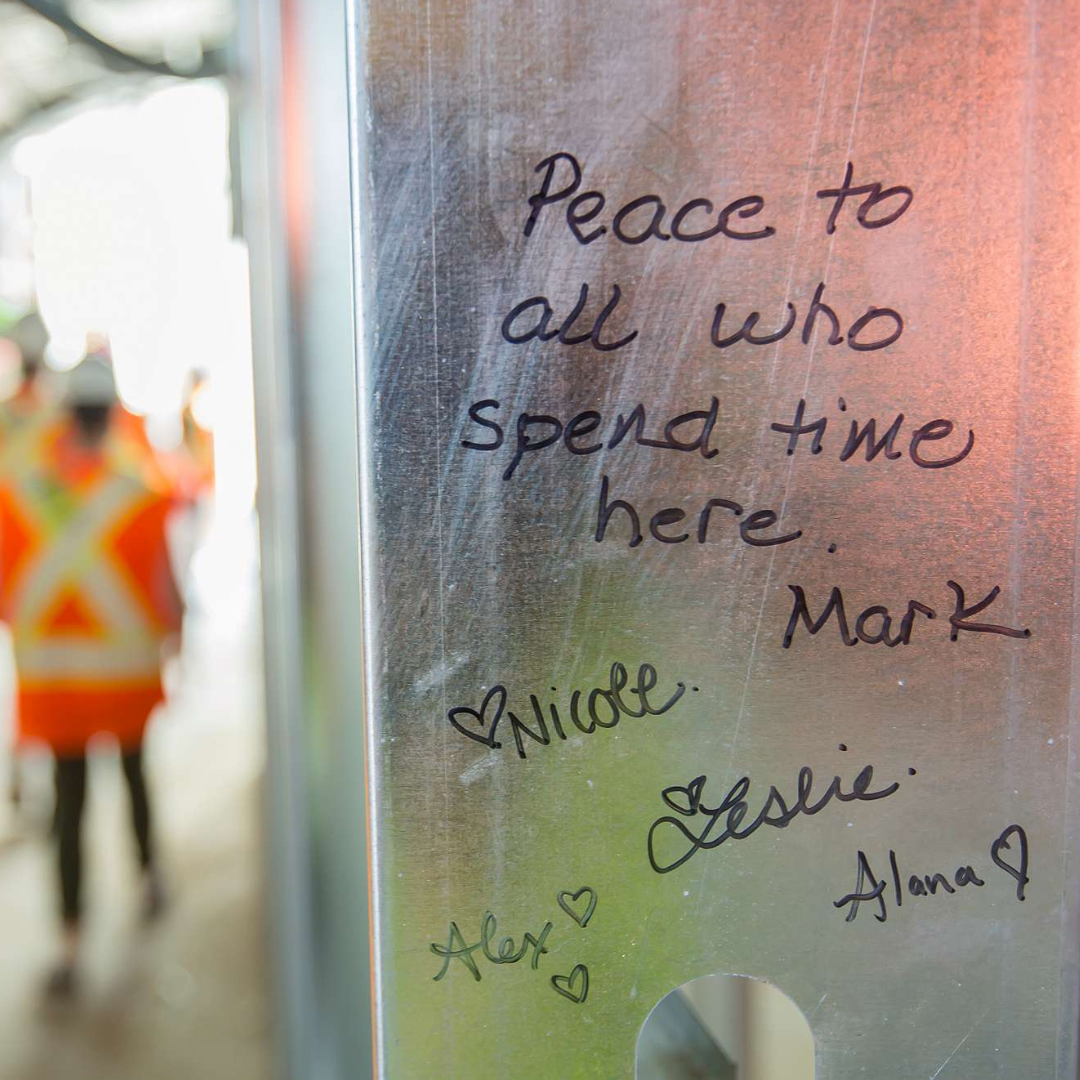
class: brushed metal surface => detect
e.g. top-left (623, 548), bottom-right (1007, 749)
top-left (348, 1), bottom-right (1080, 1075)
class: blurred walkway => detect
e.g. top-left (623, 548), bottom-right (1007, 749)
top-left (0, 594), bottom-right (269, 1080)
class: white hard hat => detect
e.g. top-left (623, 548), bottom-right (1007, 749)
top-left (66, 358), bottom-right (116, 406)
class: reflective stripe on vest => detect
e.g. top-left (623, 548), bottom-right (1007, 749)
top-left (4, 468), bottom-right (167, 684)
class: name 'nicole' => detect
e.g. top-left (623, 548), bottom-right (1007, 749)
top-left (833, 824), bottom-right (1029, 924)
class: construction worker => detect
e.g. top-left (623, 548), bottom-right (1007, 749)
top-left (0, 311), bottom-right (56, 815)
top-left (176, 368), bottom-right (215, 499)
top-left (78, 333), bottom-right (173, 494)
top-left (0, 358), bottom-right (183, 995)
top-left (0, 311), bottom-right (52, 445)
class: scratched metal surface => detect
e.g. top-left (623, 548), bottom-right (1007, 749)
top-left (347, 0), bottom-right (1080, 1076)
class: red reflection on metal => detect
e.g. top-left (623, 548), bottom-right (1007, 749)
top-left (281, 0), bottom-right (309, 284)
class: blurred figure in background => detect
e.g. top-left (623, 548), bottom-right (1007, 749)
top-left (0, 311), bottom-right (51, 444)
top-left (174, 368), bottom-right (215, 503)
top-left (162, 368), bottom-right (216, 612)
top-left (0, 359), bottom-right (183, 996)
top-left (0, 310), bottom-right (55, 816)
top-left (82, 333), bottom-right (171, 495)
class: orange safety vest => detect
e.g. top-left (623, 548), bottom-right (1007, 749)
top-left (0, 424), bottom-right (181, 753)
top-left (106, 407), bottom-right (176, 497)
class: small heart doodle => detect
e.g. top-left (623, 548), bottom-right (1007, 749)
top-left (557, 886), bottom-right (597, 928)
top-left (661, 775), bottom-right (706, 816)
top-left (551, 964), bottom-right (589, 1004)
top-left (448, 685), bottom-right (507, 749)
top-left (990, 823), bottom-right (1029, 901)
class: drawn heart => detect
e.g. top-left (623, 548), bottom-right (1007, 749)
top-left (551, 964), bottom-right (589, 1004)
top-left (662, 775), bottom-right (706, 816)
top-left (448, 685), bottom-right (506, 749)
top-left (557, 886), bottom-right (597, 928)
top-left (990, 823), bottom-right (1030, 901)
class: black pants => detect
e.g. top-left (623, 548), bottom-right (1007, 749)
top-left (54, 750), bottom-right (155, 926)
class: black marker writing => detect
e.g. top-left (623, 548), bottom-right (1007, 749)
top-left (782, 582), bottom-right (1029, 649)
top-left (646, 765), bottom-right (901, 874)
top-left (523, 151), bottom-right (775, 246)
top-left (816, 161), bottom-right (913, 235)
top-left (595, 476), bottom-right (801, 549)
top-left (770, 398), bottom-right (974, 468)
top-left (431, 911), bottom-right (553, 982)
top-left (500, 281), bottom-right (638, 351)
top-left (711, 281), bottom-right (902, 353)
top-left (462, 396), bottom-right (719, 481)
top-left (448, 662), bottom-right (686, 760)
top-left (835, 824), bottom-right (1028, 923)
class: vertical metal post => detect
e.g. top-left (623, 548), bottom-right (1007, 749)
top-left (343, 0), bottom-right (1080, 1076)
top-left (238, 0), bottom-right (373, 1076)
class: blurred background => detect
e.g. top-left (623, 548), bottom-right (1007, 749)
top-left (0, 3), bottom-right (268, 1078)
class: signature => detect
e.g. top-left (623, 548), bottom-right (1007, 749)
top-left (431, 911), bottom-right (553, 983)
top-left (430, 888), bottom-right (597, 1003)
top-left (448, 661), bottom-right (686, 760)
top-left (646, 764), bottom-right (901, 874)
top-left (834, 824), bottom-right (1030, 923)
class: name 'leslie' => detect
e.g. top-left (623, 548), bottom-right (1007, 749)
top-left (646, 763), bottom-right (901, 874)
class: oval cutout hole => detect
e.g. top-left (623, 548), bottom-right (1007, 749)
top-left (636, 973), bottom-right (815, 1079)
